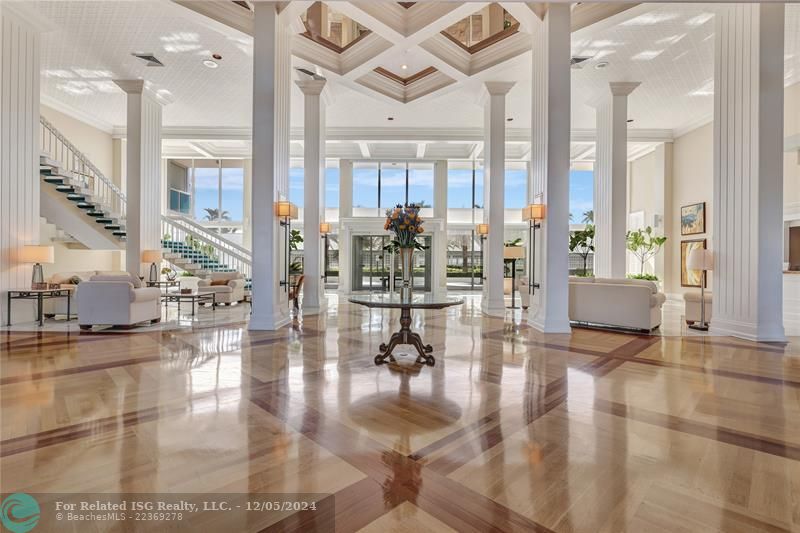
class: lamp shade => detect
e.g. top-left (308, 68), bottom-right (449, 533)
top-left (20, 245), bottom-right (54, 264)
top-left (503, 246), bottom-right (525, 259)
top-left (522, 203), bottom-right (546, 221)
top-left (141, 250), bottom-right (162, 263)
top-left (274, 201), bottom-right (293, 218)
top-left (686, 248), bottom-right (713, 271)
top-left (475, 223), bottom-right (489, 236)
top-left (319, 222), bottom-right (331, 234)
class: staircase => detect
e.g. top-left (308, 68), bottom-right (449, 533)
top-left (39, 115), bottom-right (253, 283)
top-left (39, 116), bottom-right (127, 249)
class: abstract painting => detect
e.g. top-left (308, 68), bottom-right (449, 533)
top-left (681, 239), bottom-right (706, 287)
top-left (681, 202), bottom-right (706, 235)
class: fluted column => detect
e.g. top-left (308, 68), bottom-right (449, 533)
top-left (593, 81), bottom-right (639, 279)
top-left (710, 3), bottom-right (785, 342)
top-left (297, 79), bottom-right (327, 314)
top-left (250, 2), bottom-right (292, 330)
top-left (528, 4), bottom-right (571, 333)
top-left (113, 79), bottom-right (163, 278)
top-left (481, 81), bottom-right (515, 317)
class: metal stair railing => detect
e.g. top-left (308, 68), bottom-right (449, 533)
top-left (161, 215), bottom-right (252, 279)
top-left (39, 115), bottom-right (127, 220)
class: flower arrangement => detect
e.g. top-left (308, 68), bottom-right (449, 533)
top-left (384, 204), bottom-right (426, 251)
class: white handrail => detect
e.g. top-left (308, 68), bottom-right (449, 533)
top-left (161, 216), bottom-right (252, 279)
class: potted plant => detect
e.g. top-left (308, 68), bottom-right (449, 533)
top-left (626, 226), bottom-right (667, 281)
top-left (383, 204), bottom-right (426, 299)
top-left (161, 266), bottom-right (177, 281)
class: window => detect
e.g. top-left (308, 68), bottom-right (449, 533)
top-left (569, 168), bottom-right (594, 223)
top-left (505, 161), bottom-right (527, 210)
top-left (353, 162), bottom-right (379, 213)
top-left (380, 163), bottom-right (405, 210)
top-left (353, 161), bottom-right (436, 216)
top-left (325, 162), bottom-right (339, 209)
top-left (447, 161), bottom-right (474, 209)
top-left (407, 162), bottom-right (434, 210)
top-left (220, 161), bottom-right (244, 223)
top-left (193, 160), bottom-right (221, 222)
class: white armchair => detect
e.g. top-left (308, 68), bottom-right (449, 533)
top-left (77, 275), bottom-right (161, 329)
top-left (197, 272), bottom-right (246, 304)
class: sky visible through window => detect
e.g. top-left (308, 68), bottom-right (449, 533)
top-left (193, 166), bottom-right (244, 222)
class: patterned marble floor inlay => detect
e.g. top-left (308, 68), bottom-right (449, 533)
top-left (1, 300), bottom-right (799, 532)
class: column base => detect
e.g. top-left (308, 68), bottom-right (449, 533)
top-left (248, 310), bottom-right (291, 330)
top-left (301, 296), bottom-right (328, 316)
top-left (528, 307), bottom-right (572, 333)
top-left (710, 317), bottom-right (786, 343)
top-left (480, 298), bottom-right (506, 318)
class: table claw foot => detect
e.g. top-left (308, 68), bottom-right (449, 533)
top-left (424, 344), bottom-right (433, 353)
top-left (379, 343), bottom-right (388, 351)
top-left (415, 355), bottom-right (436, 366)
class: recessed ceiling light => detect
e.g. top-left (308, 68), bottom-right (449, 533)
top-left (212, 53), bottom-right (222, 60)
top-left (203, 59), bottom-right (218, 69)
top-left (400, 64), bottom-right (408, 70)
top-left (594, 61), bottom-right (609, 70)
top-left (627, 118), bottom-right (634, 123)
top-left (506, 118), bottom-right (513, 122)
top-left (387, 117), bottom-right (395, 121)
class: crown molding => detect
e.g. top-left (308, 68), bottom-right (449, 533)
top-left (41, 95), bottom-right (114, 134)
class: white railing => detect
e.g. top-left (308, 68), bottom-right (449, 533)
top-left (161, 215), bottom-right (252, 279)
top-left (39, 115), bottom-right (127, 220)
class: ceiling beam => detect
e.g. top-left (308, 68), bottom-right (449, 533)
top-left (357, 142), bottom-right (371, 158)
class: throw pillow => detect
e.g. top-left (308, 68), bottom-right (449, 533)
top-left (69, 275), bottom-right (82, 285)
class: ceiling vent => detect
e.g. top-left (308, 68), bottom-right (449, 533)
top-left (131, 53), bottom-right (164, 67)
top-left (570, 56), bottom-right (592, 69)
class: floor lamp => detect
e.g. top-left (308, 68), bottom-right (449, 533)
top-left (687, 248), bottom-right (713, 331)
top-left (320, 222), bottom-right (331, 284)
top-left (522, 204), bottom-right (545, 295)
top-left (476, 223), bottom-right (489, 282)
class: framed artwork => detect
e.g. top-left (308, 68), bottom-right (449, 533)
top-left (681, 239), bottom-right (706, 287)
top-left (681, 202), bottom-right (706, 235)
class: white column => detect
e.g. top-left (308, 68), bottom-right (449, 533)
top-left (434, 160), bottom-right (448, 295)
top-left (337, 159), bottom-right (353, 295)
top-left (481, 81), bottom-right (515, 317)
top-left (0, 5), bottom-right (40, 325)
top-left (593, 81), bottom-right (639, 279)
top-left (711, 4), bottom-right (785, 342)
top-left (250, 2), bottom-right (291, 330)
top-left (528, 4), bottom-right (571, 333)
top-left (113, 80), bottom-right (163, 277)
top-left (297, 79), bottom-right (327, 314)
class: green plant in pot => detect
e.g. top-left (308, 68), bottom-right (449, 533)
top-left (626, 226), bottom-right (667, 280)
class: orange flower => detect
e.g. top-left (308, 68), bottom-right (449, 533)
top-left (417, 227), bottom-right (424, 233)
top-left (399, 224), bottom-right (407, 230)
top-left (391, 213), bottom-right (399, 220)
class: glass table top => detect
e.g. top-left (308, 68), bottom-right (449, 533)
top-left (348, 293), bottom-right (464, 309)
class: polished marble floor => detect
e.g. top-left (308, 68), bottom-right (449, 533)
top-left (2, 297), bottom-right (799, 532)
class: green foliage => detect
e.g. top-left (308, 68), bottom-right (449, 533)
top-left (180, 271), bottom-right (194, 277)
top-left (289, 229), bottom-right (303, 251)
top-left (626, 226), bottom-right (667, 275)
top-left (569, 224), bottom-right (595, 276)
top-left (628, 273), bottom-right (659, 281)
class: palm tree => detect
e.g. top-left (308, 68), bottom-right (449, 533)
top-left (582, 210), bottom-right (594, 224)
top-left (203, 208), bottom-right (231, 222)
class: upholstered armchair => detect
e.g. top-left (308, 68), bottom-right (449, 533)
top-left (77, 274), bottom-right (161, 329)
top-left (197, 272), bottom-right (246, 304)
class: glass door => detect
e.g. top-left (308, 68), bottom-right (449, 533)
top-left (351, 234), bottom-right (433, 293)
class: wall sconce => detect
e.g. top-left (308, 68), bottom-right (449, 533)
top-left (275, 201), bottom-right (297, 292)
top-left (319, 222), bottom-right (331, 283)
top-left (475, 223), bottom-right (489, 281)
top-left (522, 204), bottom-right (545, 295)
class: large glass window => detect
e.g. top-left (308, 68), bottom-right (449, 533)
top-left (447, 161), bottom-right (474, 209)
top-left (353, 162), bottom-right (379, 213)
top-left (193, 160), bottom-right (221, 222)
top-left (325, 162), bottom-right (339, 209)
top-left (289, 160), bottom-right (304, 208)
top-left (220, 161), bottom-right (244, 223)
top-left (408, 162), bottom-right (434, 209)
top-left (569, 168), bottom-right (594, 223)
top-left (379, 162), bottom-right (406, 210)
top-left (505, 161), bottom-right (527, 210)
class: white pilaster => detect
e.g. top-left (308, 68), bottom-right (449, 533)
top-left (593, 81), bottom-right (639, 279)
top-left (528, 4), bottom-right (571, 333)
top-left (337, 159), bottom-right (353, 295)
top-left (297, 79), bottom-right (327, 314)
top-left (433, 160), bottom-right (448, 295)
top-left (113, 80), bottom-right (163, 278)
top-left (710, 4), bottom-right (785, 342)
top-left (250, 2), bottom-right (291, 330)
top-left (0, 5), bottom-right (40, 325)
top-left (481, 81), bottom-right (515, 317)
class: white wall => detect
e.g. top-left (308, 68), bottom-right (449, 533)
top-left (1, 7), bottom-right (40, 325)
top-left (39, 222), bottom-right (120, 278)
top-left (41, 104), bottom-right (114, 178)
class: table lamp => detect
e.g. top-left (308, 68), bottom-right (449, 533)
top-left (21, 245), bottom-right (54, 288)
top-left (686, 248), bottom-right (713, 331)
top-left (142, 250), bottom-right (163, 283)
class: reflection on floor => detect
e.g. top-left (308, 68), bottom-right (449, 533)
top-left (2, 298), bottom-right (798, 531)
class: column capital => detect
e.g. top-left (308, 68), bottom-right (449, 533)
top-left (484, 81), bottom-right (515, 96)
top-left (113, 79), bottom-right (145, 94)
top-left (295, 78), bottom-right (327, 96)
top-left (609, 81), bottom-right (640, 97)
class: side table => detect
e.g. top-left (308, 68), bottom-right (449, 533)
top-left (7, 288), bottom-right (73, 327)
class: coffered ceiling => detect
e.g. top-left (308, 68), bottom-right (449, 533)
top-left (28, 1), bottom-right (800, 142)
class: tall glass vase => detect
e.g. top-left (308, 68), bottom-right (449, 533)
top-left (399, 247), bottom-right (414, 300)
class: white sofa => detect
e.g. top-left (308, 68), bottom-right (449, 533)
top-left (77, 274), bottom-right (161, 329)
top-left (44, 270), bottom-right (130, 317)
top-left (197, 272), bottom-right (246, 305)
top-left (568, 276), bottom-right (666, 331)
top-left (684, 291), bottom-right (712, 325)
